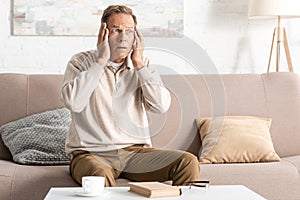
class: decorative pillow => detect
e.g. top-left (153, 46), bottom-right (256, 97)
top-left (197, 116), bottom-right (280, 164)
top-left (0, 108), bottom-right (71, 165)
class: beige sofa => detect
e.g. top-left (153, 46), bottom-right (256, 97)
top-left (0, 73), bottom-right (300, 200)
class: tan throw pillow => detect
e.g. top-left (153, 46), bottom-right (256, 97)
top-left (198, 116), bottom-right (280, 164)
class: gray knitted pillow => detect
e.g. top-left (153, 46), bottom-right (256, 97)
top-left (0, 108), bottom-right (71, 165)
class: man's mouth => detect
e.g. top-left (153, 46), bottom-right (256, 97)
top-left (117, 47), bottom-right (127, 49)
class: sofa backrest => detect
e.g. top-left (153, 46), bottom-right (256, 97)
top-left (0, 74), bottom-right (64, 160)
top-left (151, 73), bottom-right (300, 158)
top-left (1, 73), bottom-right (300, 160)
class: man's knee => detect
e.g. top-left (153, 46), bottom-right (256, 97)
top-left (70, 153), bottom-right (116, 186)
top-left (91, 167), bottom-right (113, 177)
top-left (91, 168), bottom-right (117, 187)
top-left (170, 151), bottom-right (200, 185)
top-left (179, 152), bottom-right (200, 172)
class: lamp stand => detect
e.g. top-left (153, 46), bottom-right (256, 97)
top-left (267, 16), bottom-right (294, 73)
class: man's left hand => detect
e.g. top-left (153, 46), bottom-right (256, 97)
top-left (131, 29), bottom-right (144, 69)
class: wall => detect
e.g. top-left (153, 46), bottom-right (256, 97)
top-left (1, 0), bottom-right (300, 74)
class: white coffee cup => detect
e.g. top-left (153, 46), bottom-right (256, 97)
top-left (82, 176), bottom-right (105, 195)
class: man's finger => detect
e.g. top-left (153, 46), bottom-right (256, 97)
top-left (104, 28), bottom-right (109, 41)
top-left (134, 30), bottom-right (144, 50)
top-left (97, 23), bottom-right (107, 45)
top-left (136, 29), bottom-right (143, 40)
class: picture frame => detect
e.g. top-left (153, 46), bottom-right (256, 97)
top-left (11, 0), bottom-right (183, 37)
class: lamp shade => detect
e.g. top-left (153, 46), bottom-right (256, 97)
top-left (248, 0), bottom-right (300, 19)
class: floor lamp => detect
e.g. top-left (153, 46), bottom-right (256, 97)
top-left (248, 0), bottom-right (300, 73)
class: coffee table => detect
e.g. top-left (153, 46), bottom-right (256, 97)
top-left (44, 185), bottom-right (266, 199)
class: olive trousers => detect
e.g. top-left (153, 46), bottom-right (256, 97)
top-left (70, 145), bottom-right (200, 187)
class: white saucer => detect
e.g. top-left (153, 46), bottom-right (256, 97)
top-left (74, 189), bottom-right (111, 197)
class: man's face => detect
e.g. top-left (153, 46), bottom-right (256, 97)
top-left (107, 13), bottom-right (135, 63)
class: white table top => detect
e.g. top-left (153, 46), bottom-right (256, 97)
top-left (44, 185), bottom-right (266, 200)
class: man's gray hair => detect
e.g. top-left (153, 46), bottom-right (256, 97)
top-left (101, 5), bottom-right (137, 25)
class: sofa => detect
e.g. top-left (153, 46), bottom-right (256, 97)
top-left (0, 72), bottom-right (300, 200)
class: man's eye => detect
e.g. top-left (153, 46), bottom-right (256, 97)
top-left (126, 29), bottom-right (134, 34)
top-left (111, 28), bottom-right (134, 34)
top-left (112, 29), bottom-right (121, 33)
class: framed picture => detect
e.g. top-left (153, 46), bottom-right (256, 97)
top-left (12, 0), bottom-right (183, 37)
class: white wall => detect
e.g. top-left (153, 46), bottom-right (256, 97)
top-left (1, 0), bottom-right (300, 74)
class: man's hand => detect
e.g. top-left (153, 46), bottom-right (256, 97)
top-left (131, 29), bottom-right (144, 69)
top-left (97, 23), bottom-right (110, 67)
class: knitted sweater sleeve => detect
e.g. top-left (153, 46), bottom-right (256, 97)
top-left (61, 52), bottom-right (105, 113)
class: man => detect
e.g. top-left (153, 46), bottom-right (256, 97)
top-left (61, 5), bottom-right (199, 187)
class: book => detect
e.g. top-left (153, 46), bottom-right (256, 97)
top-left (129, 182), bottom-right (182, 198)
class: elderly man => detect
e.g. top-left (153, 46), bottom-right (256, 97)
top-left (61, 5), bottom-right (199, 187)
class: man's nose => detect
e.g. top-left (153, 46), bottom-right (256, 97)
top-left (118, 31), bottom-right (127, 42)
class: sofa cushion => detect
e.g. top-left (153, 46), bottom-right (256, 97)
top-left (0, 108), bottom-right (71, 165)
top-left (198, 116), bottom-right (280, 164)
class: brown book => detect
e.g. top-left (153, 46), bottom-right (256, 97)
top-left (129, 182), bottom-right (182, 198)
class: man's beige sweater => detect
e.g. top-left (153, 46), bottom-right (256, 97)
top-left (61, 50), bottom-right (171, 154)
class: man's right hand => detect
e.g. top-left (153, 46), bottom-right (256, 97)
top-left (96, 23), bottom-right (110, 67)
